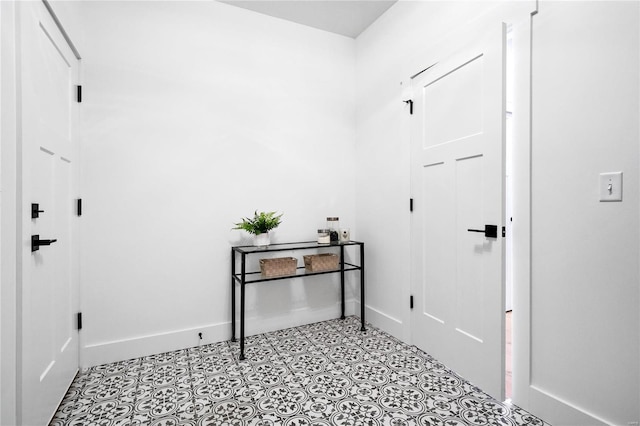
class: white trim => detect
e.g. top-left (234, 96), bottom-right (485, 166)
top-left (510, 9), bottom-right (534, 412)
top-left (241, 301), bottom-right (358, 337)
top-left (529, 385), bottom-right (609, 426)
top-left (40, 0), bottom-right (81, 60)
top-left (83, 322), bottom-right (232, 368)
top-left (0, 1), bottom-right (19, 424)
top-left (82, 301), bottom-right (358, 367)
top-left (355, 301), bottom-right (403, 339)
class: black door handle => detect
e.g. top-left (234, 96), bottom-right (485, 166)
top-left (467, 225), bottom-right (498, 238)
top-left (31, 235), bottom-right (58, 252)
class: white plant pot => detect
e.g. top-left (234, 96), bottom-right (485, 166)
top-left (255, 233), bottom-right (270, 247)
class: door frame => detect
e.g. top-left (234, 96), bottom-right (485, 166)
top-left (1, 2), bottom-right (20, 424)
top-left (508, 9), bottom-right (534, 409)
top-left (0, 1), bottom-right (81, 423)
top-left (402, 0), bottom-right (536, 407)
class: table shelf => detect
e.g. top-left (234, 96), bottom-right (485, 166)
top-left (232, 262), bottom-right (361, 284)
top-left (232, 240), bottom-right (363, 254)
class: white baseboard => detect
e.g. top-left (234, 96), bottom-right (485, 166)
top-left (354, 301), bottom-right (403, 339)
top-left (81, 321), bottom-right (230, 368)
top-left (81, 300), bottom-right (358, 368)
top-left (529, 385), bottom-right (609, 426)
top-left (241, 301), bottom-right (357, 336)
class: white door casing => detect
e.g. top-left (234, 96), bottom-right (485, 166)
top-left (19, 1), bottom-right (80, 424)
top-left (410, 21), bottom-right (506, 400)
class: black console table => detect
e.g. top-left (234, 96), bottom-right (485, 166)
top-left (231, 241), bottom-right (365, 360)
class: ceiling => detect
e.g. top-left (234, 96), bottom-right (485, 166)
top-left (218, 0), bottom-right (398, 38)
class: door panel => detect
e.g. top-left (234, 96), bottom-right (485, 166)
top-left (455, 154), bottom-right (485, 342)
top-left (20, 2), bottom-right (80, 424)
top-left (411, 22), bottom-right (505, 400)
top-left (421, 161), bottom-right (452, 325)
top-left (55, 158), bottom-right (74, 351)
top-left (423, 55), bottom-right (484, 147)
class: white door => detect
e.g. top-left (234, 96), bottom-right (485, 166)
top-left (19, 2), bottom-right (80, 424)
top-left (410, 21), bottom-right (506, 400)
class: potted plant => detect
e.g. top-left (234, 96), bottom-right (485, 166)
top-left (233, 210), bottom-right (283, 246)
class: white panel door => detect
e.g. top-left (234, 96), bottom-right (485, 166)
top-left (19, 2), bottom-right (80, 424)
top-left (410, 22), bottom-right (506, 400)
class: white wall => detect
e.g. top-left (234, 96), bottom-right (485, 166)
top-left (78, 1), bottom-right (357, 366)
top-left (529, 2), bottom-right (639, 424)
top-left (356, 0), bottom-right (639, 425)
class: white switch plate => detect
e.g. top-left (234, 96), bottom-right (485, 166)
top-left (599, 171), bottom-right (623, 202)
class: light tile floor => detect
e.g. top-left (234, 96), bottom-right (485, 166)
top-left (50, 316), bottom-right (549, 425)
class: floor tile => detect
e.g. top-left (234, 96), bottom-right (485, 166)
top-left (51, 316), bottom-right (550, 426)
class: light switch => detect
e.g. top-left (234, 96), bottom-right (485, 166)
top-left (599, 172), bottom-right (623, 202)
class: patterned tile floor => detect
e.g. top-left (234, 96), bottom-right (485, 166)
top-left (51, 316), bottom-right (550, 426)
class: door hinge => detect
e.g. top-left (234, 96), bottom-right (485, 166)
top-left (410, 198), bottom-right (414, 212)
top-left (502, 226), bottom-right (506, 238)
top-left (77, 199), bottom-right (82, 216)
top-left (77, 312), bottom-right (83, 330)
top-left (31, 203), bottom-right (44, 219)
top-left (403, 99), bottom-right (414, 115)
top-left (410, 295), bottom-right (414, 309)
top-left (76, 85), bottom-right (82, 103)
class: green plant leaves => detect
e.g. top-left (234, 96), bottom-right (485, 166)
top-left (232, 210), bottom-right (283, 235)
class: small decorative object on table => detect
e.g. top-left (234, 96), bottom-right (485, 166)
top-left (260, 257), bottom-right (297, 277)
top-left (340, 228), bottom-right (350, 242)
top-left (327, 217), bottom-right (340, 244)
top-left (317, 229), bottom-right (330, 244)
top-left (303, 253), bottom-right (339, 272)
top-left (232, 210), bottom-right (283, 247)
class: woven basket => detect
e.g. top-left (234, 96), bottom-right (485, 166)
top-left (260, 257), bottom-right (297, 278)
top-left (303, 253), bottom-right (339, 272)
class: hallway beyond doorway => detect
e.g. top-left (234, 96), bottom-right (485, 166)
top-left (506, 310), bottom-right (513, 400)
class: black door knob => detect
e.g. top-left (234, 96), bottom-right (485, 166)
top-left (31, 235), bottom-right (58, 252)
top-left (467, 224), bottom-right (498, 238)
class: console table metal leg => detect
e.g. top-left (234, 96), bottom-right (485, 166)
top-left (340, 244), bottom-right (345, 320)
top-left (240, 253), bottom-right (246, 360)
top-left (360, 243), bottom-right (366, 332)
top-left (231, 248), bottom-right (236, 342)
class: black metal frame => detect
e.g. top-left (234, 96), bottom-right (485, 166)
top-left (231, 240), bottom-right (365, 360)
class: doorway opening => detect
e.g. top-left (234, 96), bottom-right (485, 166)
top-left (504, 25), bottom-right (514, 402)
